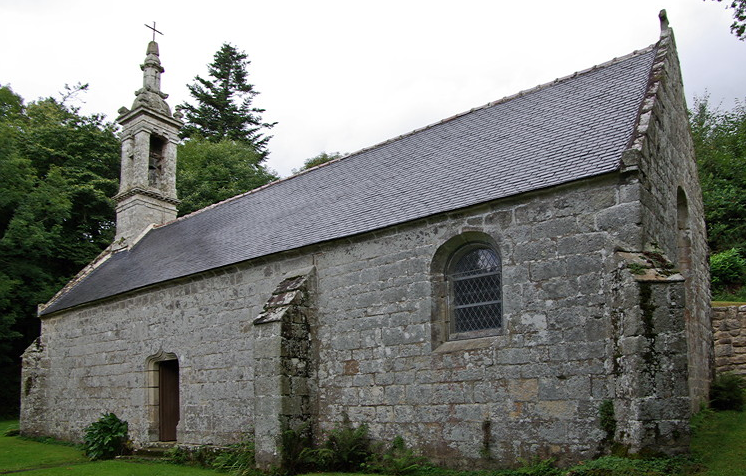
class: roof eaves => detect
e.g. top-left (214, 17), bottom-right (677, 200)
top-left (38, 246), bottom-right (119, 316)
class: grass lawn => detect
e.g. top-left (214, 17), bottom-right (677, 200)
top-left (0, 420), bottom-right (86, 472)
top-left (14, 459), bottom-right (227, 475)
top-left (0, 420), bottom-right (221, 475)
top-left (691, 408), bottom-right (746, 476)
top-left (3, 408), bottom-right (746, 476)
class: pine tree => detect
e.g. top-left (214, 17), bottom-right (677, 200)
top-left (176, 138), bottom-right (278, 216)
top-left (179, 43), bottom-right (275, 159)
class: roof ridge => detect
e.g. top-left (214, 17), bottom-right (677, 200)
top-left (161, 43), bottom-right (657, 228)
top-left (43, 39), bottom-right (660, 315)
top-left (281, 44), bottom-right (658, 179)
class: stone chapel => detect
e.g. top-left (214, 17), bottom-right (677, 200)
top-left (21, 12), bottom-right (711, 468)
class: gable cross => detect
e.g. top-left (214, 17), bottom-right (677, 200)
top-left (144, 22), bottom-right (163, 41)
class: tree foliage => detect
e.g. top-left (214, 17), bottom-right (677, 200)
top-left (179, 43), bottom-right (275, 158)
top-left (292, 151), bottom-right (344, 174)
top-left (691, 98), bottom-right (746, 252)
top-left (691, 97), bottom-right (746, 299)
top-left (710, 0), bottom-right (746, 40)
top-left (176, 138), bottom-right (278, 216)
top-left (0, 84), bottom-right (119, 414)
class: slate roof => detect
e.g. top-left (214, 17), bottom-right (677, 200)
top-left (41, 45), bottom-right (657, 316)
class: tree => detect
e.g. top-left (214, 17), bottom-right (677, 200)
top-left (691, 97), bottom-right (746, 299)
top-left (292, 151), bottom-right (344, 174)
top-left (179, 43), bottom-right (275, 158)
top-left (176, 138), bottom-right (278, 216)
top-left (709, 0), bottom-right (746, 40)
top-left (690, 97), bottom-right (746, 252)
top-left (0, 85), bottom-right (119, 415)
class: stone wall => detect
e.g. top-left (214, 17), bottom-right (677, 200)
top-left (307, 172), bottom-right (691, 467)
top-left (624, 26), bottom-right (712, 411)
top-left (312, 175), bottom-right (639, 467)
top-left (253, 270), bottom-right (317, 468)
top-left (712, 306), bottom-right (746, 376)
top-left (23, 171), bottom-right (686, 467)
top-left (22, 57), bottom-right (709, 462)
top-left (21, 264), bottom-right (284, 445)
top-left (609, 260), bottom-right (690, 454)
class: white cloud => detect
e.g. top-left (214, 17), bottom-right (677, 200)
top-left (1, 0), bottom-right (744, 176)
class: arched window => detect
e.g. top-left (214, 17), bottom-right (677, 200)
top-left (676, 187), bottom-right (691, 276)
top-left (447, 245), bottom-right (502, 339)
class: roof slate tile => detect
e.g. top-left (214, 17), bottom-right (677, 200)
top-left (41, 46), bottom-right (657, 315)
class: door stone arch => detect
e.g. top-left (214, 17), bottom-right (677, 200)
top-left (146, 351), bottom-right (180, 442)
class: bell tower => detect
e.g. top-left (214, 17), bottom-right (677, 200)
top-left (113, 40), bottom-right (183, 246)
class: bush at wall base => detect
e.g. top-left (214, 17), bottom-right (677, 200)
top-left (82, 412), bottom-right (131, 460)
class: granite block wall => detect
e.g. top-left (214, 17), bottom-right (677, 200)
top-left (625, 27), bottom-right (711, 411)
top-left (310, 173), bottom-right (693, 467)
top-left (21, 171), bottom-right (699, 468)
top-left (23, 172), bottom-right (667, 465)
top-left (712, 306), bottom-right (746, 376)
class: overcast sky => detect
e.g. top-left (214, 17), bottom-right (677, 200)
top-left (1, 0), bottom-right (744, 176)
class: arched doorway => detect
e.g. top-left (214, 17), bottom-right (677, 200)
top-left (146, 352), bottom-right (180, 442)
top-left (158, 359), bottom-right (179, 441)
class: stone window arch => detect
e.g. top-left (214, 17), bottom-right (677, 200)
top-left (676, 187), bottom-right (691, 277)
top-left (148, 134), bottom-right (166, 188)
top-left (431, 231), bottom-right (503, 346)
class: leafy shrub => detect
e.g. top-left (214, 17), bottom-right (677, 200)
top-left (689, 405), bottom-right (715, 433)
top-left (165, 440), bottom-right (254, 473)
top-left (166, 444), bottom-right (233, 468)
top-left (712, 284), bottom-right (746, 303)
top-left (511, 458), bottom-right (562, 476)
top-left (598, 400), bottom-right (616, 439)
top-left (710, 248), bottom-right (746, 291)
top-left (364, 435), bottom-right (429, 475)
top-left (710, 373), bottom-right (745, 411)
top-left (212, 436), bottom-right (256, 475)
top-left (279, 424), bottom-right (313, 474)
top-left (565, 455), bottom-right (693, 475)
top-left (165, 446), bottom-right (191, 465)
top-left (305, 420), bottom-right (372, 472)
top-left (82, 412), bottom-right (130, 460)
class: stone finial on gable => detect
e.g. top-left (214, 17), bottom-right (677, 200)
top-left (659, 9), bottom-right (669, 32)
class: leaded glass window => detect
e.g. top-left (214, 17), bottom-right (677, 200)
top-left (448, 246), bottom-right (502, 337)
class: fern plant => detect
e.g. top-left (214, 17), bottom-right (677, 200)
top-left (212, 436), bottom-right (256, 475)
top-left (364, 435), bottom-right (428, 475)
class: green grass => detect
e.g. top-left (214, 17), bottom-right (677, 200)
top-left (0, 420), bottom-right (221, 475)
top-left (690, 408), bottom-right (746, 476)
top-left (4, 409), bottom-right (746, 476)
top-left (0, 420), bottom-right (87, 472)
top-left (15, 459), bottom-right (228, 475)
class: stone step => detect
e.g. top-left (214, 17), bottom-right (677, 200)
top-left (132, 443), bottom-right (176, 459)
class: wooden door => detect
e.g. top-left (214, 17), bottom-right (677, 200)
top-left (158, 360), bottom-right (179, 441)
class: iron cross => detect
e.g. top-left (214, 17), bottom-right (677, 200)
top-left (145, 22), bottom-right (163, 41)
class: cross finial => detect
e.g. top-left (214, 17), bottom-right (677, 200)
top-left (144, 21), bottom-right (163, 42)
